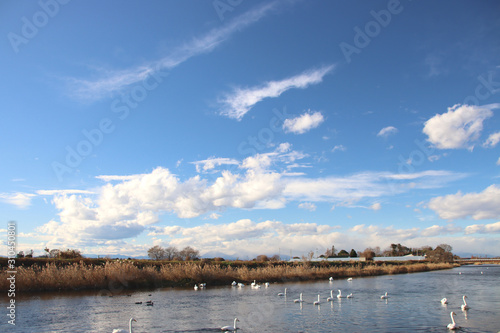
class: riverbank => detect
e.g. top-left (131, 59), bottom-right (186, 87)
top-left (0, 258), bottom-right (458, 293)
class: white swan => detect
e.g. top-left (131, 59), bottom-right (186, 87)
top-left (277, 288), bottom-right (287, 296)
top-left (329, 277), bottom-right (333, 282)
top-left (264, 282), bottom-right (270, 288)
top-left (194, 284), bottom-right (199, 290)
top-left (347, 277), bottom-right (353, 281)
top-left (337, 289), bottom-right (345, 299)
top-left (237, 283), bottom-right (245, 288)
top-left (221, 318), bottom-right (239, 332)
top-left (447, 311), bottom-right (459, 330)
top-left (199, 283), bottom-right (206, 289)
top-left (294, 293), bottom-right (304, 303)
top-left (441, 298), bottom-right (448, 304)
top-left (327, 290), bottom-right (334, 301)
top-left (461, 295), bottom-right (470, 311)
top-left (231, 281), bottom-right (237, 286)
top-left (314, 294), bottom-right (321, 305)
top-left (380, 292), bottom-right (388, 299)
top-left (251, 280), bottom-right (257, 287)
top-left (346, 293), bottom-right (353, 298)
top-left (112, 318), bottom-right (136, 333)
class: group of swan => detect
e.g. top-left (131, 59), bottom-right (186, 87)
top-left (442, 295), bottom-right (470, 330)
top-left (112, 317), bottom-right (240, 332)
top-left (194, 283), bottom-right (206, 290)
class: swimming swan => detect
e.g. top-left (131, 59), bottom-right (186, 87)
top-left (447, 311), bottom-right (459, 330)
top-left (380, 292), bottom-right (388, 299)
top-left (461, 295), bottom-right (470, 311)
top-left (112, 318), bottom-right (136, 333)
top-left (294, 293), bottom-right (304, 303)
top-left (327, 290), bottom-right (334, 301)
top-left (337, 289), bottom-right (345, 299)
top-left (314, 294), bottom-right (321, 305)
top-left (221, 318), bottom-right (239, 331)
top-left (346, 293), bottom-right (353, 298)
top-left (277, 288), bottom-right (287, 296)
top-left (441, 298), bottom-right (448, 304)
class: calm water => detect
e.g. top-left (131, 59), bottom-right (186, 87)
top-left (1, 264), bottom-right (499, 332)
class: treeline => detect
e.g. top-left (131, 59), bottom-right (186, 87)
top-left (316, 243), bottom-right (455, 263)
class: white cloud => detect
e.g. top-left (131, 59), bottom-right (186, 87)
top-left (377, 126), bottom-right (398, 137)
top-left (484, 131), bottom-right (500, 148)
top-left (283, 111), bottom-right (324, 134)
top-left (147, 219), bottom-right (340, 258)
top-left (37, 189), bottom-right (95, 196)
top-left (0, 192), bottom-right (35, 209)
top-left (423, 104), bottom-right (499, 149)
top-left (298, 202), bottom-right (317, 211)
top-left (332, 145), bottom-right (346, 153)
top-left (370, 203), bottom-right (382, 211)
top-left (464, 221), bottom-right (500, 234)
top-left (284, 170), bottom-right (465, 203)
top-left (497, 157), bottom-right (500, 166)
top-left (191, 157), bottom-right (240, 173)
top-left (219, 65), bottom-right (334, 120)
top-left (69, 2), bottom-right (279, 101)
top-left (428, 185), bottom-right (500, 220)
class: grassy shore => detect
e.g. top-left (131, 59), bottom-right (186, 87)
top-left (0, 258), bottom-right (457, 293)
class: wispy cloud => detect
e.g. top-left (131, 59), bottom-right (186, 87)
top-left (219, 65), bottom-right (335, 120)
top-left (68, 2), bottom-right (280, 101)
top-left (0, 192), bottom-right (35, 209)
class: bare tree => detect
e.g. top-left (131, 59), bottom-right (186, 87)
top-left (179, 246), bottom-right (200, 261)
top-left (147, 245), bottom-right (167, 260)
top-left (164, 246), bottom-right (179, 260)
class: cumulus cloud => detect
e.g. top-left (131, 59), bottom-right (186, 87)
top-left (464, 221), bottom-right (500, 234)
top-left (147, 219), bottom-right (341, 258)
top-left (283, 111), bottom-right (324, 134)
top-left (377, 126), bottom-right (398, 137)
top-left (423, 104), bottom-right (499, 149)
top-left (428, 185), bottom-right (500, 220)
top-left (219, 65), bottom-right (334, 120)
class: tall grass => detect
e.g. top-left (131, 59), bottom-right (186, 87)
top-left (0, 260), bottom-right (456, 293)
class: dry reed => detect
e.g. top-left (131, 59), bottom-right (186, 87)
top-left (0, 260), bottom-right (456, 293)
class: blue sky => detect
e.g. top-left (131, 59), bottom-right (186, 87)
top-left (1, 0), bottom-right (500, 258)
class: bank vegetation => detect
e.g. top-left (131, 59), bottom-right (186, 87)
top-left (0, 258), bottom-right (457, 293)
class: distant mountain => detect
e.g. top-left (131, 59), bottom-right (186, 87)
top-left (455, 252), bottom-right (497, 258)
top-left (83, 254), bottom-right (149, 259)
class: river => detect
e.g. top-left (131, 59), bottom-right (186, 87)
top-left (1, 264), bottom-right (499, 332)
